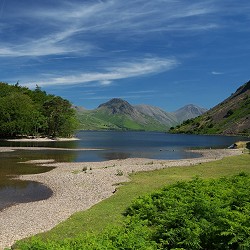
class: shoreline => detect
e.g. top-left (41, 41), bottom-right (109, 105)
top-left (0, 149), bottom-right (243, 249)
top-left (3, 137), bottom-right (79, 142)
top-left (0, 146), bottom-right (103, 153)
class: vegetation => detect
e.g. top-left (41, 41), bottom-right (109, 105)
top-left (169, 81), bottom-right (250, 136)
top-left (0, 82), bottom-right (78, 138)
top-left (126, 173), bottom-right (250, 249)
top-left (14, 153), bottom-right (250, 249)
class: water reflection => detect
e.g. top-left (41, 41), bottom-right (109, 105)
top-left (0, 181), bottom-right (53, 211)
top-left (0, 149), bottom-right (77, 211)
top-left (0, 139), bottom-right (79, 149)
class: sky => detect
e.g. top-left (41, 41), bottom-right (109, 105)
top-left (0, 0), bottom-right (250, 111)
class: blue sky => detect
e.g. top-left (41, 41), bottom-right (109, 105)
top-left (0, 0), bottom-right (249, 111)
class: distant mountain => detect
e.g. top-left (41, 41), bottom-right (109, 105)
top-left (134, 104), bottom-right (178, 127)
top-left (77, 98), bottom-right (207, 132)
top-left (170, 81), bottom-right (250, 136)
top-left (77, 98), bottom-right (168, 131)
top-left (98, 98), bottom-right (144, 120)
top-left (174, 104), bottom-right (208, 123)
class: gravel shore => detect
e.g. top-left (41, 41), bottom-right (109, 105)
top-left (0, 149), bottom-right (242, 249)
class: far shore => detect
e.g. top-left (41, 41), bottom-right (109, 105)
top-left (0, 146), bottom-right (102, 153)
top-left (3, 137), bottom-right (79, 142)
top-left (0, 148), bottom-right (243, 249)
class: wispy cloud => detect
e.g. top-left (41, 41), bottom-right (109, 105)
top-left (0, 0), bottom-right (226, 58)
top-left (25, 57), bottom-right (178, 87)
top-left (0, 26), bottom-right (94, 57)
top-left (211, 71), bottom-right (224, 75)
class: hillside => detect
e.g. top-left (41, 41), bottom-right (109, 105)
top-left (170, 81), bottom-right (250, 136)
top-left (77, 99), bottom-right (206, 131)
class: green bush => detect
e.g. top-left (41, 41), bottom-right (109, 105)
top-left (125, 173), bottom-right (250, 249)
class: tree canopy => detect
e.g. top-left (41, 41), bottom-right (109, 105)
top-left (0, 82), bottom-right (78, 138)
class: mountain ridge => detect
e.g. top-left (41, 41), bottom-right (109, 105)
top-left (77, 98), bottom-right (207, 131)
top-left (134, 104), bottom-right (178, 127)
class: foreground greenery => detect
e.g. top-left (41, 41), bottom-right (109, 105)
top-left (126, 173), bottom-right (250, 249)
top-left (14, 153), bottom-right (250, 250)
top-left (0, 82), bottom-right (78, 138)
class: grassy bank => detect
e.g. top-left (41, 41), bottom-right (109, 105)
top-left (28, 152), bottom-right (250, 243)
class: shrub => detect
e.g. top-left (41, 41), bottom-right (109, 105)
top-left (125, 174), bottom-right (250, 249)
top-left (115, 169), bottom-right (124, 176)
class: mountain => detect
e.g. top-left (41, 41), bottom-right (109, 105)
top-left (170, 81), bottom-right (250, 136)
top-left (174, 104), bottom-right (208, 123)
top-left (77, 98), bottom-right (207, 131)
top-left (98, 98), bottom-right (143, 120)
top-left (134, 104), bottom-right (178, 127)
top-left (77, 98), bottom-right (168, 131)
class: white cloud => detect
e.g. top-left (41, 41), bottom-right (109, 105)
top-left (26, 57), bottom-right (178, 87)
top-left (0, 26), bottom-right (94, 57)
top-left (100, 80), bottom-right (112, 86)
top-left (211, 71), bottom-right (224, 75)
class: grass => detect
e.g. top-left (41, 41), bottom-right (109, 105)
top-left (30, 152), bottom-right (250, 243)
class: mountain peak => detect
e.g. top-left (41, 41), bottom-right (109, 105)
top-left (97, 98), bottom-right (135, 115)
top-left (174, 104), bottom-right (208, 123)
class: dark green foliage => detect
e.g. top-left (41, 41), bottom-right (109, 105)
top-left (125, 174), bottom-right (250, 249)
top-left (224, 109), bottom-right (234, 118)
top-left (0, 92), bottom-right (42, 137)
top-left (43, 96), bottom-right (78, 137)
top-left (0, 82), bottom-right (78, 138)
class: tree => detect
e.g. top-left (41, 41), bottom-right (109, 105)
top-left (42, 96), bottom-right (78, 137)
top-left (0, 92), bottom-right (43, 137)
top-left (0, 82), bottom-right (78, 138)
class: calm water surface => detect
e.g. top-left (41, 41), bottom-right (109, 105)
top-left (0, 131), bottom-right (248, 210)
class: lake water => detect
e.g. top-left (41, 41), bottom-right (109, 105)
top-left (0, 131), bottom-right (248, 211)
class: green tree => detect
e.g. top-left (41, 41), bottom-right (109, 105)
top-left (42, 96), bottom-right (78, 137)
top-left (0, 92), bottom-right (43, 137)
top-left (0, 82), bottom-right (78, 138)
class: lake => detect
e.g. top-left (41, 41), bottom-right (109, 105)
top-left (0, 131), bottom-right (248, 211)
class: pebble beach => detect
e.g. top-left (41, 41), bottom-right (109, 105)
top-left (0, 148), bottom-right (242, 249)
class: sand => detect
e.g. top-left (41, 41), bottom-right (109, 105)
top-left (0, 148), bottom-right (242, 249)
top-left (5, 137), bottom-right (79, 142)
